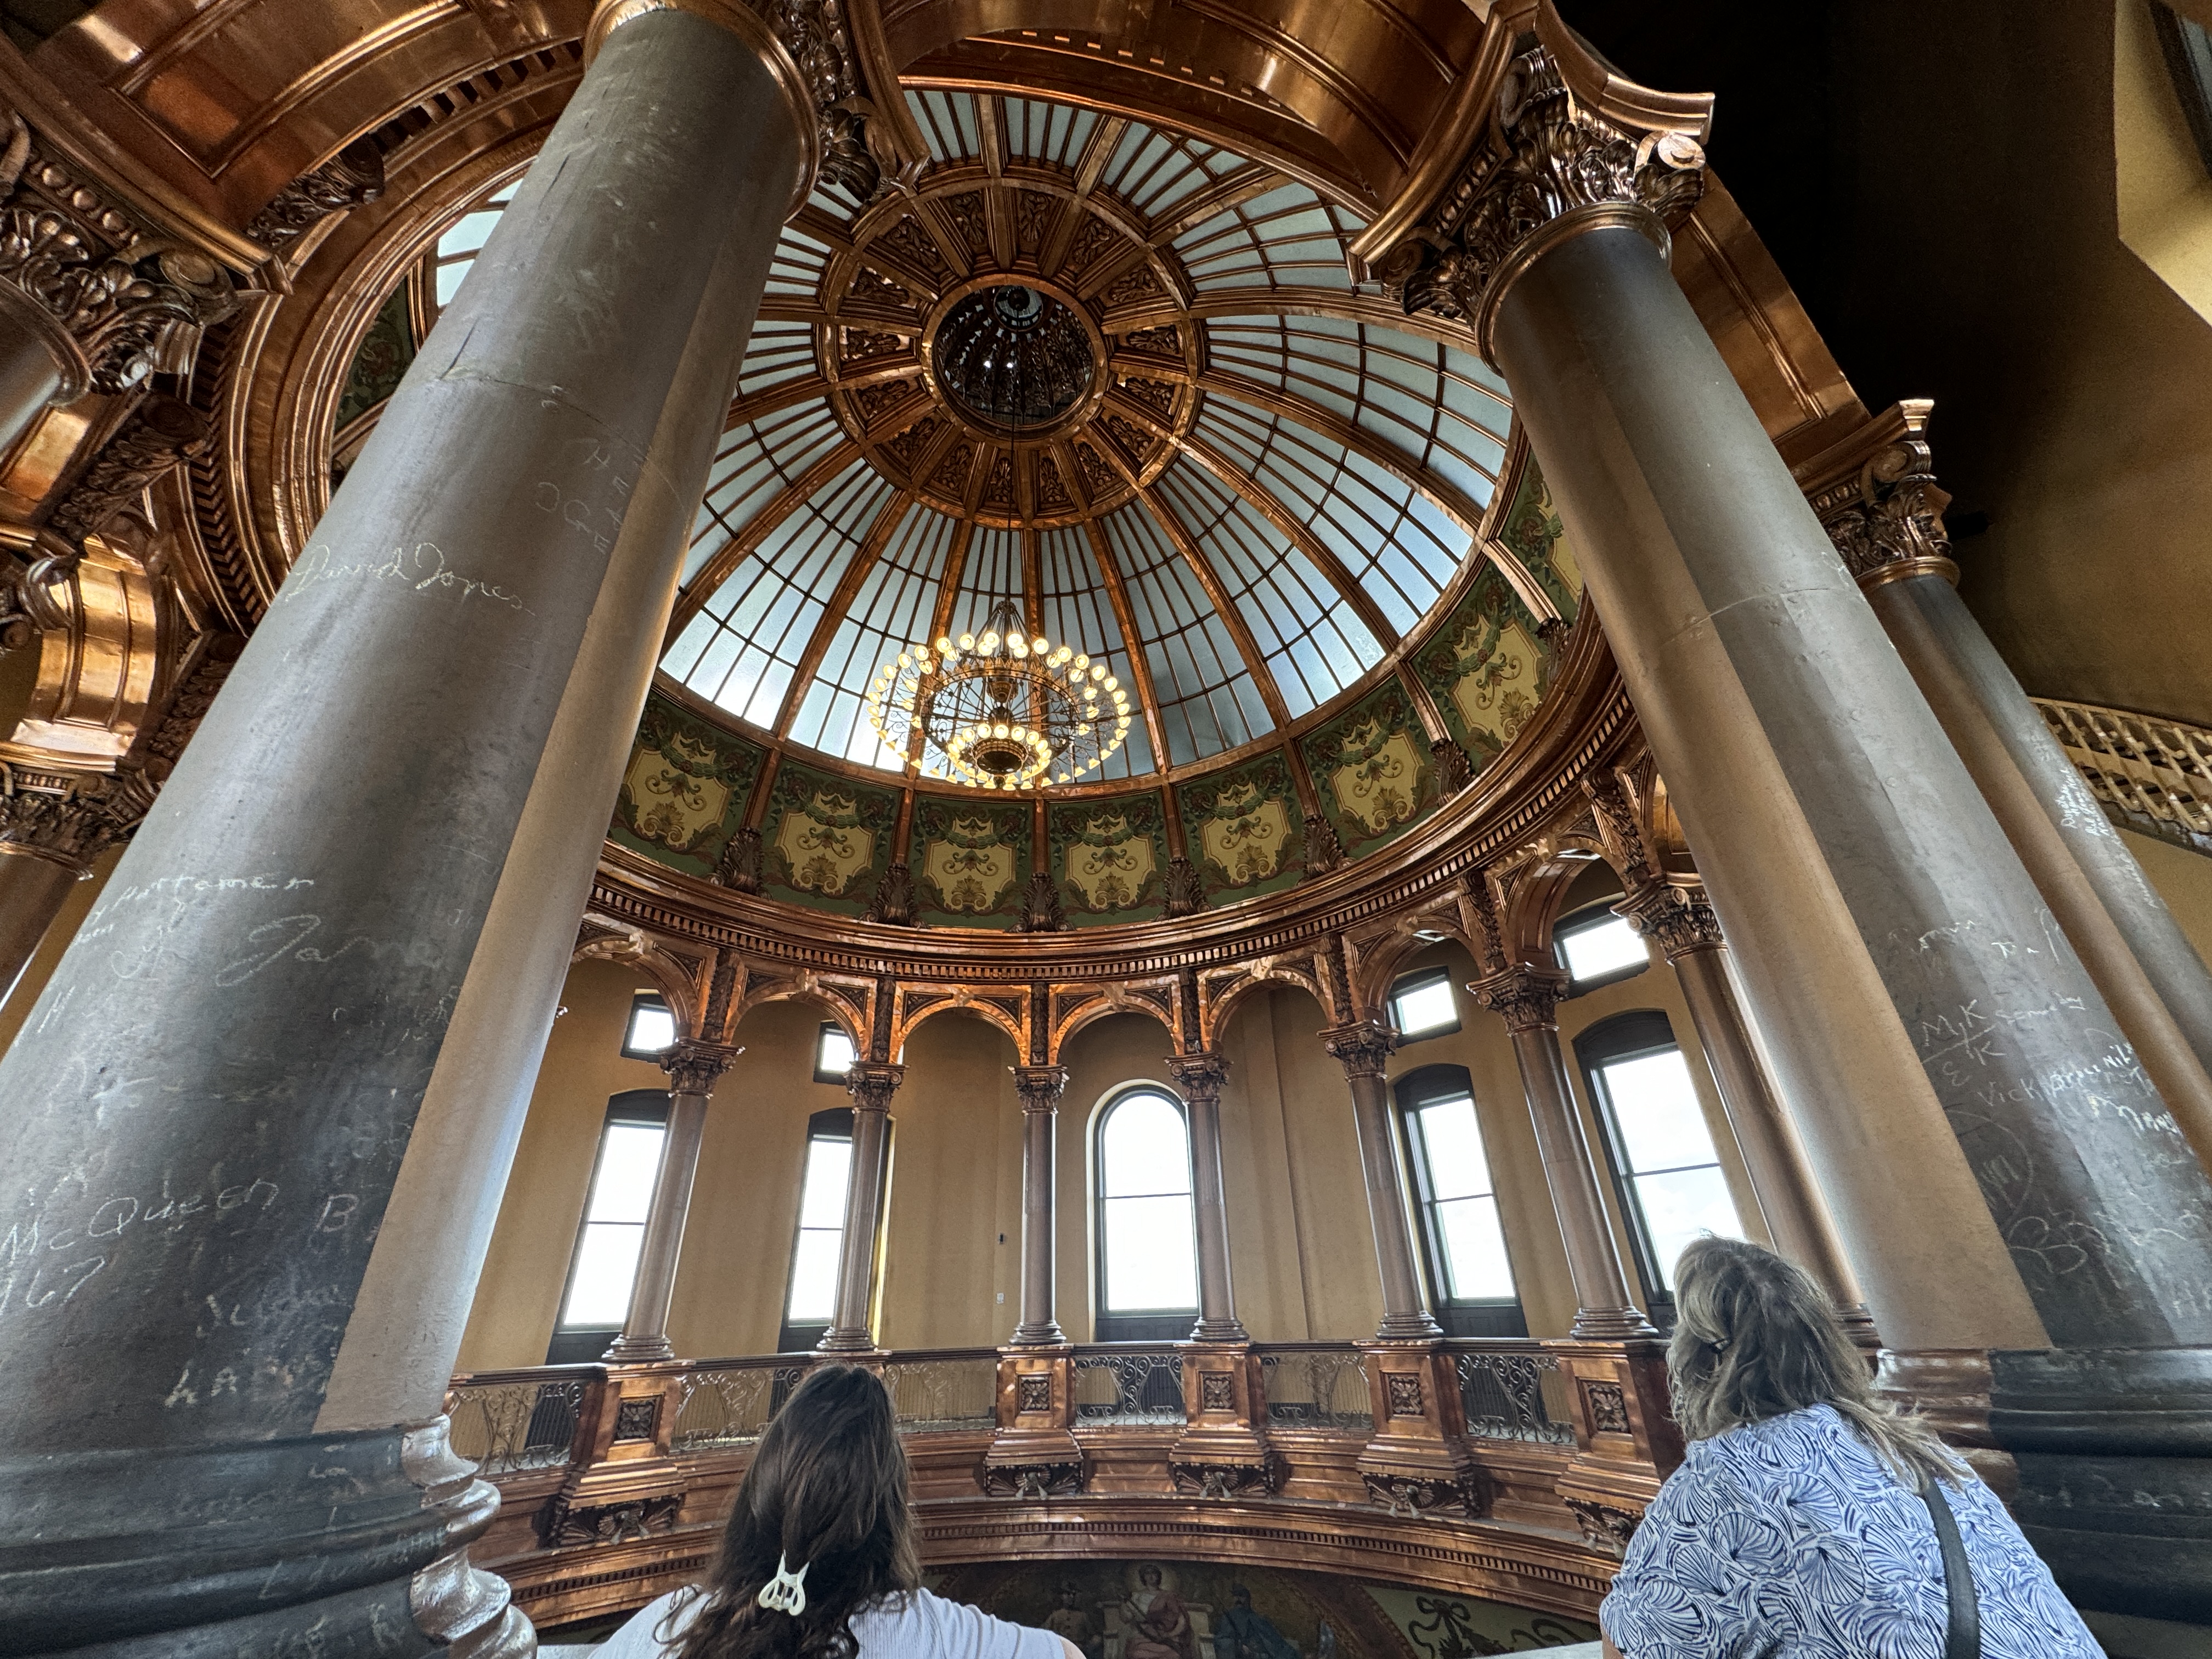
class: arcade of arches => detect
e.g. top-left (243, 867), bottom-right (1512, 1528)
top-left (1, 0), bottom-right (2211, 1654)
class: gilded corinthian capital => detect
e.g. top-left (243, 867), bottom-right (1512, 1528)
top-left (1350, 1), bottom-right (1711, 362)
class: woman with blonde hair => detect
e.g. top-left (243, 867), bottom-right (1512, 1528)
top-left (1600, 1237), bottom-right (2103, 1658)
top-left (596, 1365), bottom-right (1080, 1658)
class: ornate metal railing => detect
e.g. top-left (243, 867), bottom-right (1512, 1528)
top-left (2035, 696), bottom-right (2212, 856)
top-left (446, 1366), bottom-right (597, 1476)
top-left (1449, 1343), bottom-right (1576, 1446)
top-left (881, 1348), bottom-right (998, 1432)
top-left (670, 1358), bottom-right (809, 1453)
top-left (1254, 1341), bottom-right (1373, 1432)
top-left (1070, 1345), bottom-right (1187, 1425)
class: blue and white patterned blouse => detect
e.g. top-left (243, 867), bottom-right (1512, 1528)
top-left (1601, 1404), bottom-right (2104, 1659)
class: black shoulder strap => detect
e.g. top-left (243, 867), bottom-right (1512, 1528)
top-left (1920, 1476), bottom-right (1982, 1659)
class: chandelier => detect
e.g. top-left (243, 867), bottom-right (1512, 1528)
top-left (865, 596), bottom-right (1132, 788)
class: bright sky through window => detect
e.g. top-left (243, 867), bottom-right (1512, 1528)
top-left (816, 1024), bottom-right (856, 1081)
top-left (785, 1132), bottom-right (853, 1322)
top-left (1558, 912), bottom-right (1650, 983)
top-left (1599, 1048), bottom-right (1741, 1289)
top-left (558, 1122), bottom-right (666, 1328)
top-left (1391, 973), bottom-right (1457, 1036)
top-left (623, 997), bottom-right (675, 1057)
top-left (1097, 1091), bottom-right (1199, 1312)
top-left (1409, 1093), bottom-right (1516, 1301)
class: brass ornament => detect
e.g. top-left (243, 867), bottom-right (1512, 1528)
top-left (1374, 45), bottom-right (1707, 365)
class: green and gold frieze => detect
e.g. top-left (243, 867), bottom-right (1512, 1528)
top-left (761, 759), bottom-right (900, 916)
top-left (1414, 562), bottom-right (1554, 775)
top-left (610, 692), bottom-right (765, 878)
top-left (1048, 792), bottom-right (1169, 923)
top-left (1298, 680), bottom-right (1438, 857)
top-left (909, 795), bottom-right (1030, 929)
top-left (1176, 751), bottom-right (1304, 899)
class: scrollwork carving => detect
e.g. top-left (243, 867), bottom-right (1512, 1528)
top-left (1615, 881), bottom-right (1722, 959)
top-left (1819, 430), bottom-right (1955, 585)
top-left (1020, 867), bottom-right (1065, 934)
top-left (0, 765), bottom-right (148, 871)
top-left (1321, 1019), bottom-right (1396, 1080)
top-left (48, 393), bottom-right (213, 548)
top-left (246, 138), bottom-right (387, 254)
top-left (1163, 854), bottom-right (1205, 918)
top-left (1467, 963), bottom-right (1568, 1034)
top-left (1376, 47), bottom-right (1705, 353)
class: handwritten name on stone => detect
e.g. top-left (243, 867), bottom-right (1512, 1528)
top-left (0, 1174), bottom-right (280, 1317)
top-left (281, 540), bottom-right (527, 611)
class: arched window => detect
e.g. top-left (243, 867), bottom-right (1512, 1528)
top-left (1396, 1065), bottom-right (1526, 1338)
top-left (778, 1108), bottom-right (854, 1352)
top-left (546, 1089), bottom-right (669, 1364)
top-left (1573, 1009), bottom-right (1745, 1327)
top-left (1093, 1087), bottom-right (1200, 1342)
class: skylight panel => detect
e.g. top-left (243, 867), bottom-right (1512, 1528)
top-left (1038, 524), bottom-right (1150, 778)
top-left (906, 90), bottom-right (979, 162)
top-left (786, 504), bottom-right (954, 767)
top-left (736, 319), bottom-right (818, 397)
top-left (663, 460), bottom-right (888, 727)
top-left (941, 524), bottom-right (1022, 644)
top-left (1170, 183), bottom-right (1359, 294)
top-left (1002, 98), bottom-right (1098, 169)
top-left (1152, 458), bottom-right (1382, 717)
top-left (685, 399), bottom-right (845, 583)
top-left (766, 228), bottom-right (831, 297)
top-left (1102, 501), bottom-right (1266, 765)
top-left (1103, 123), bottom-right (1240, 220)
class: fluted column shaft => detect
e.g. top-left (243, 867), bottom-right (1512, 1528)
top-left (1323, 1020), bottom-right (1441, 1340)
top-left (0, 7), bottom-right (810, 1648)
top-left (1861, 556), bottom-right (2212, 1170)
top-left (1469, 966), bottom-right (1654, 1339)
top-left (1011, 1065), bottom-right (1067, 1346)
top-left (1169, 1051), bottom-right (1247, 1342)
top-left (820, 1062), bottom-right (899, 1352)
top-left (606, 1042), bottom-right (737, 1364)
top-left (1618, 884), bottom-right (1872, 1326)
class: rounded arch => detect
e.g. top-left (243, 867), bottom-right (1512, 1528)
top-left (730, 984), bottom-right (865, 1051)
top-left (571, 922), bottom-right (701, 1039)
top-left (1049, 986), bottom-right (1177, 1063)
top-left (891, 991), bottom-right (1024, 1061)
top-left (1353, 919), bottom-right (1481, 1018)
top-left (1204, 959), bottom-right (1329, 1046)
top-left (1088, 1077), bottom-right (1201, 1342)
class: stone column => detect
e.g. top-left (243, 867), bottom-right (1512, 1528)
top-left (604, 1041), bottom-right (738, 1365)
top-left (1322, 1019), bottom-right (1442, 1340)
top-left (1010, 1065), bottom-right (1067, 1345)
top-left (1168, 1050), bottom-right (1248, 1342)
top-left (1468, 964), bottom-right (1654, 1339)
top-left (0, 770), bottom-right (141, 1001)
top-left (1385, 24), bottom-right (2212, 1615)
top-left (1825, 432), bottom-right (2212, 1170)
top-left (1616, 882), bottom-right (1873, 1335)
top-left (0, 3), bottom-right (820, 1651)
top-left (820, 1061), bottom-right (900, 1353)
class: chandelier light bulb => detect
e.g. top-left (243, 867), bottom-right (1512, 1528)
top-left (959, 633), bottom-right (975, 650)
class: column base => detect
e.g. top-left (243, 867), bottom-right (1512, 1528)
top-left (0, 1418), bottom-right (527, 1656)
top-left (1008, 1320), bottom-right (1066, 1346)
top-left (814, 1328), bottom-right (882, 1356)
top-left (1170, 1343), bottom-right (1277, 1499)
top-left (1989, 1345), bottom-right (2212, 1624)
top-left (1566, 1304), bottom-right (1659, 1341)
top-left (1373, 1310), bottom-right (1445, 1341)
top-left (1835, 1302), bottom-right (1884, 1359)
top-left (1550, 1338), bottom-right (1683, 1559)
top-left (1189, 1316), bottom-right (1250, 1344)
top-left (601, 1333), bottom-right (677, 1364)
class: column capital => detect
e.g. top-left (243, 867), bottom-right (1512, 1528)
top-left (845, 1060), bottom-right (902, 1113)
top-left (1468, 963), bottom-right (1571, 1034)
top-left (661, 1039), bottom-right (740, 1095)
top-left (1012, 1065), bottom-right (1068, 1113)
top-left (1167, 1050), bottom-right (1230, 1101)
top-left (1804, 402), bottom-right (1960, 590)
top-left (587, 0), bottom-right (888, 208)
top-left (1362, 30), bottom-right (1710, 364)
top-left (0, 766), bottom-right (147, 874)
top-left (1615, 882), bottom-right (1724, 961)
top-left (1321, 1020), bottom-right (1398, 1080)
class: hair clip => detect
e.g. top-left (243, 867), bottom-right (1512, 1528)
top-left (758, 1553), bottom-right (810, 1617)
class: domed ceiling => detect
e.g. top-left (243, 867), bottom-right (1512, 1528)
top-left (341, 87), bottom-right (1588, 929)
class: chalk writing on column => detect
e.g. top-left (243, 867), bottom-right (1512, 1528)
top-left (0, 1174), bottom-right (281, 1319)
top-left (279, 540), bottom-right (529, 611)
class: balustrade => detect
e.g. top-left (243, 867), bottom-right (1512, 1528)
top-left (444, 1333), bottom-right (1675, 1631)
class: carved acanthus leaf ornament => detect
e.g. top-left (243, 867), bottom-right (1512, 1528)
top-left (1615, 882), bottom-right (1722, 959)
top-left (1819, 429), bottom-right (1955, 585)
top-left (1378, 48), bottom-right (1706, 345)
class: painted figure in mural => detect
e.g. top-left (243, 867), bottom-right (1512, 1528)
top-left (1044, 1583), bottom-right (1102, 1657)
top-left (1121, 1565), bottom-right (1199, 1659)
top-left (1212, 1585), bottom-right (1297, 1659)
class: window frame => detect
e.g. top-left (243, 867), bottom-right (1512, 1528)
top-left (1572, 1009), bottom-right (1734, 1326)
top-left (777, 1106), bottom-right (856, 1353)
top-left (1551, 900), bottom-right (1652, 994)
top-left (545, 1088), bottom-right (671, 1364)
top-left (1091, 1084), bottom-right (1201, 1342)
top-left (619, 991), bottom-right (676, 1060)
top-left (1394, 1064), bottom-right (1527, 1339)
top-left (813, 1021), bottom-right (858, 1085)
top-left (1387, 966), bottom-right (1462, 1042)
top-left (2155, 3), bottom-right (2212, 178)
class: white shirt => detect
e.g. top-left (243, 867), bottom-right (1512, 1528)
top-left (596, 1585), bottom-right (1065, 1659)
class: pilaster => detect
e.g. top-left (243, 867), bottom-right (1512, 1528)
top-left (981, 1345), bottom-right (1084, 1497)
top-left (1354, 1341), bottom-right (1481, 1517)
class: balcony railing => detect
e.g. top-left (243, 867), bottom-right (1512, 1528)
top-left (450, 1334), bottom-right (1678, 1637)
top-left (2034, 695), bottom-right (2212, 856)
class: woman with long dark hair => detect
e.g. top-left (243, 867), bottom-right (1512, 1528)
top-left (596, 1365), bottom-right (1077, 1658)
top-left (1600, 1237), bottom-right (2103, 1658)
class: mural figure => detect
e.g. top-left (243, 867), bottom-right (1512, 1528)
top-left (1044, 1582), bottom-right (1103, 1658)
top-left (1214, 1585), bottom-right (1298, 1659)
top-left (1120, 1564), bottom-right (1199, 1659)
